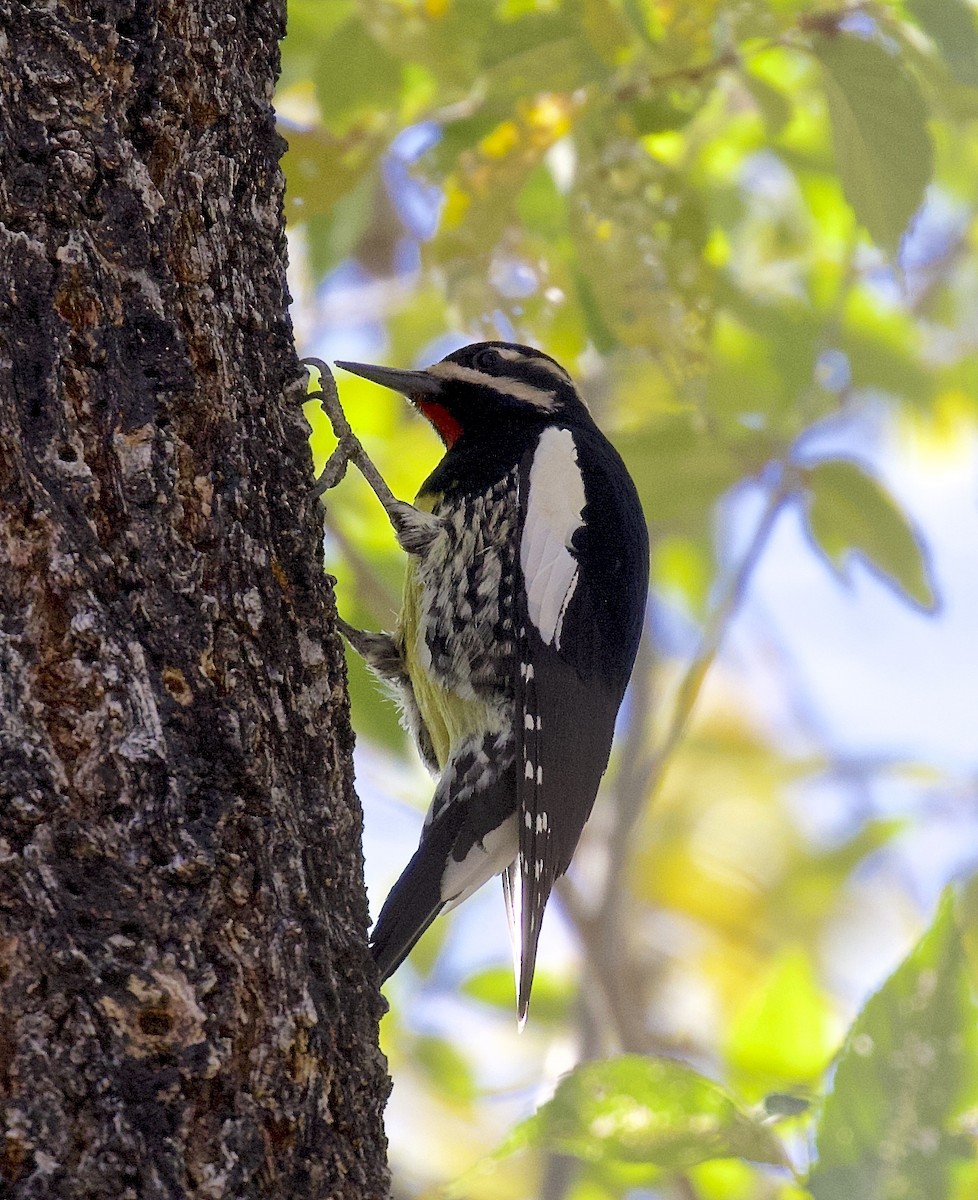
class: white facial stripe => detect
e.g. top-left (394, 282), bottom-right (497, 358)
top-left (426, 360), bottom-right (556, 409)
top-left (520, 427), bottom-right (586, 648)
top-left (530, 357), bottom-right (576, 387)
top-left (494, 346), bottom-right (575, 387)
top-left (494, 377), bottom-right (556, 408)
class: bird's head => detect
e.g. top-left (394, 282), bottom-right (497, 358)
top-left (336, 341), bottom-right (588, 448)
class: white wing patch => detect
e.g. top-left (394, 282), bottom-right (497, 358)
top-left (520, 427), bottom-right (586, 648)
top-left (440, 812), bottom-right (519, 911)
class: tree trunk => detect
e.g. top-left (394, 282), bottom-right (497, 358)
top-left (0, 2), bottom-right (389, 1197)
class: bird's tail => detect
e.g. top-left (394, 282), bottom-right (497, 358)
top-left (371, 809), bottom-right (520, 979)
top-left (370, 832), bottom-right (449, 981)
top-left (371, 749), bottom-right (520, 982)
top-left (502, 860), bottom-right (542, 1031)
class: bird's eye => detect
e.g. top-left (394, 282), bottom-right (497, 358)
top-left (473, 348), bottom-right (498, 372)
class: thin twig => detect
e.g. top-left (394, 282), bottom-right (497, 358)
top-left (615, 0), bottom-right (876, 105)
top-left (615, 50), bottom-right (739, 102)
top-left (538, 1153), bottom-right (580, 1200)
top-left (647, 464), bottom-right (799, 800)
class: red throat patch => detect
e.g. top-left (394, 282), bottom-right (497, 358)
top-left (417, 400), bottom-right (463, 448)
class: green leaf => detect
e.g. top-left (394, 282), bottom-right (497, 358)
top-left (713, 285), bottom-right (824, 421)
top-left (957, 873), bottom-right (978, 995)
top-left (480, 4), bottom-right (582, 69)
top-left (424, 111), bottom-right (498, 177)
top-left (489, 1056), bottom-right (788, 1172)
top-left (281, 125), bottom-right (384, 224)
top-left (810, 890), bottom-right (978, 1200)
top-left (413, 1034), bottom-right (476, 1104)
top-left (652, 534), bottom-right (713, 616)
top-left (814, 34), bottom-right (933, 253)
top-left (742, 70), bottom-right (794, 136)
top-left (573, 268), bottom-right (618, 355)
top-left (516, 164), bottom-right (568, 239)
top-left (688, 1156), bottom-right (811, 1200)
top-left (462, 965), bottom-right (570, 1023)
top-left (315, 20), bottom-right (404, 133)
top-left (802, 458), bottom-right (937, 610)
top-left (629, 91), bottom-right (701, 135)
top-left (773, 818), bottom-right (905, 931)
top-left (482, 35), bottom-right (601, 109)
top-left (303, 174), bottom-right (376, 279)
top-left (726, 947), bottom-right (836, 1090)
top-left (906, 0), bottom-right (978, 89)
top-left (840, 318), bottom-right (932, 405)
top-left (618, 414), bottom-right (763, 539)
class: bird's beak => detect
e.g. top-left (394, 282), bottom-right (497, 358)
top-left (335, 360), bottom-right (442, 400)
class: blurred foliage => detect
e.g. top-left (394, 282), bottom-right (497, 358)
top-left (810, 891), bottom-right (978, 1200)
top-left (278, 0), bottom-right (978, 1196)
top-left (468, 1055), bottom-right (789, 1181)
top-left (802, 457), bottom-right (936, 609)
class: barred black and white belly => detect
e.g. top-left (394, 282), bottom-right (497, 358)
top-left (414, 469), bottom-right (519, 702)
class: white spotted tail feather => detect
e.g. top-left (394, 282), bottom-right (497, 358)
top-left (511, 426), bottom-right (647, 1023)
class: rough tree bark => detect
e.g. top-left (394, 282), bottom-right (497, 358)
top-left (0, 2), bottom-right (389, 1197)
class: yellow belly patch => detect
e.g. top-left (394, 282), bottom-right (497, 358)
top-left (399, 490), bottom-right (492, 771)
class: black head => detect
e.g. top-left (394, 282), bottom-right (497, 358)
top-left (335, 341), bottom-right (588, 447)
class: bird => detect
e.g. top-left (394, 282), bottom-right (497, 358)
top-left (332, 341), bottom-right (649, 1023)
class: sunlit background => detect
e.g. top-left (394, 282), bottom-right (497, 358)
top-left (276, 2), bottom-right (978, 1197)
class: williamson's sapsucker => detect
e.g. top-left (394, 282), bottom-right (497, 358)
top-left (333, 341), bottom-right (649, 1022)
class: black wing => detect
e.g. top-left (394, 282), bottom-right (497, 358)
top-left (372, 734), bottom-right (519, 982)
top-left (513, 422), bottom-right (648, 1022)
